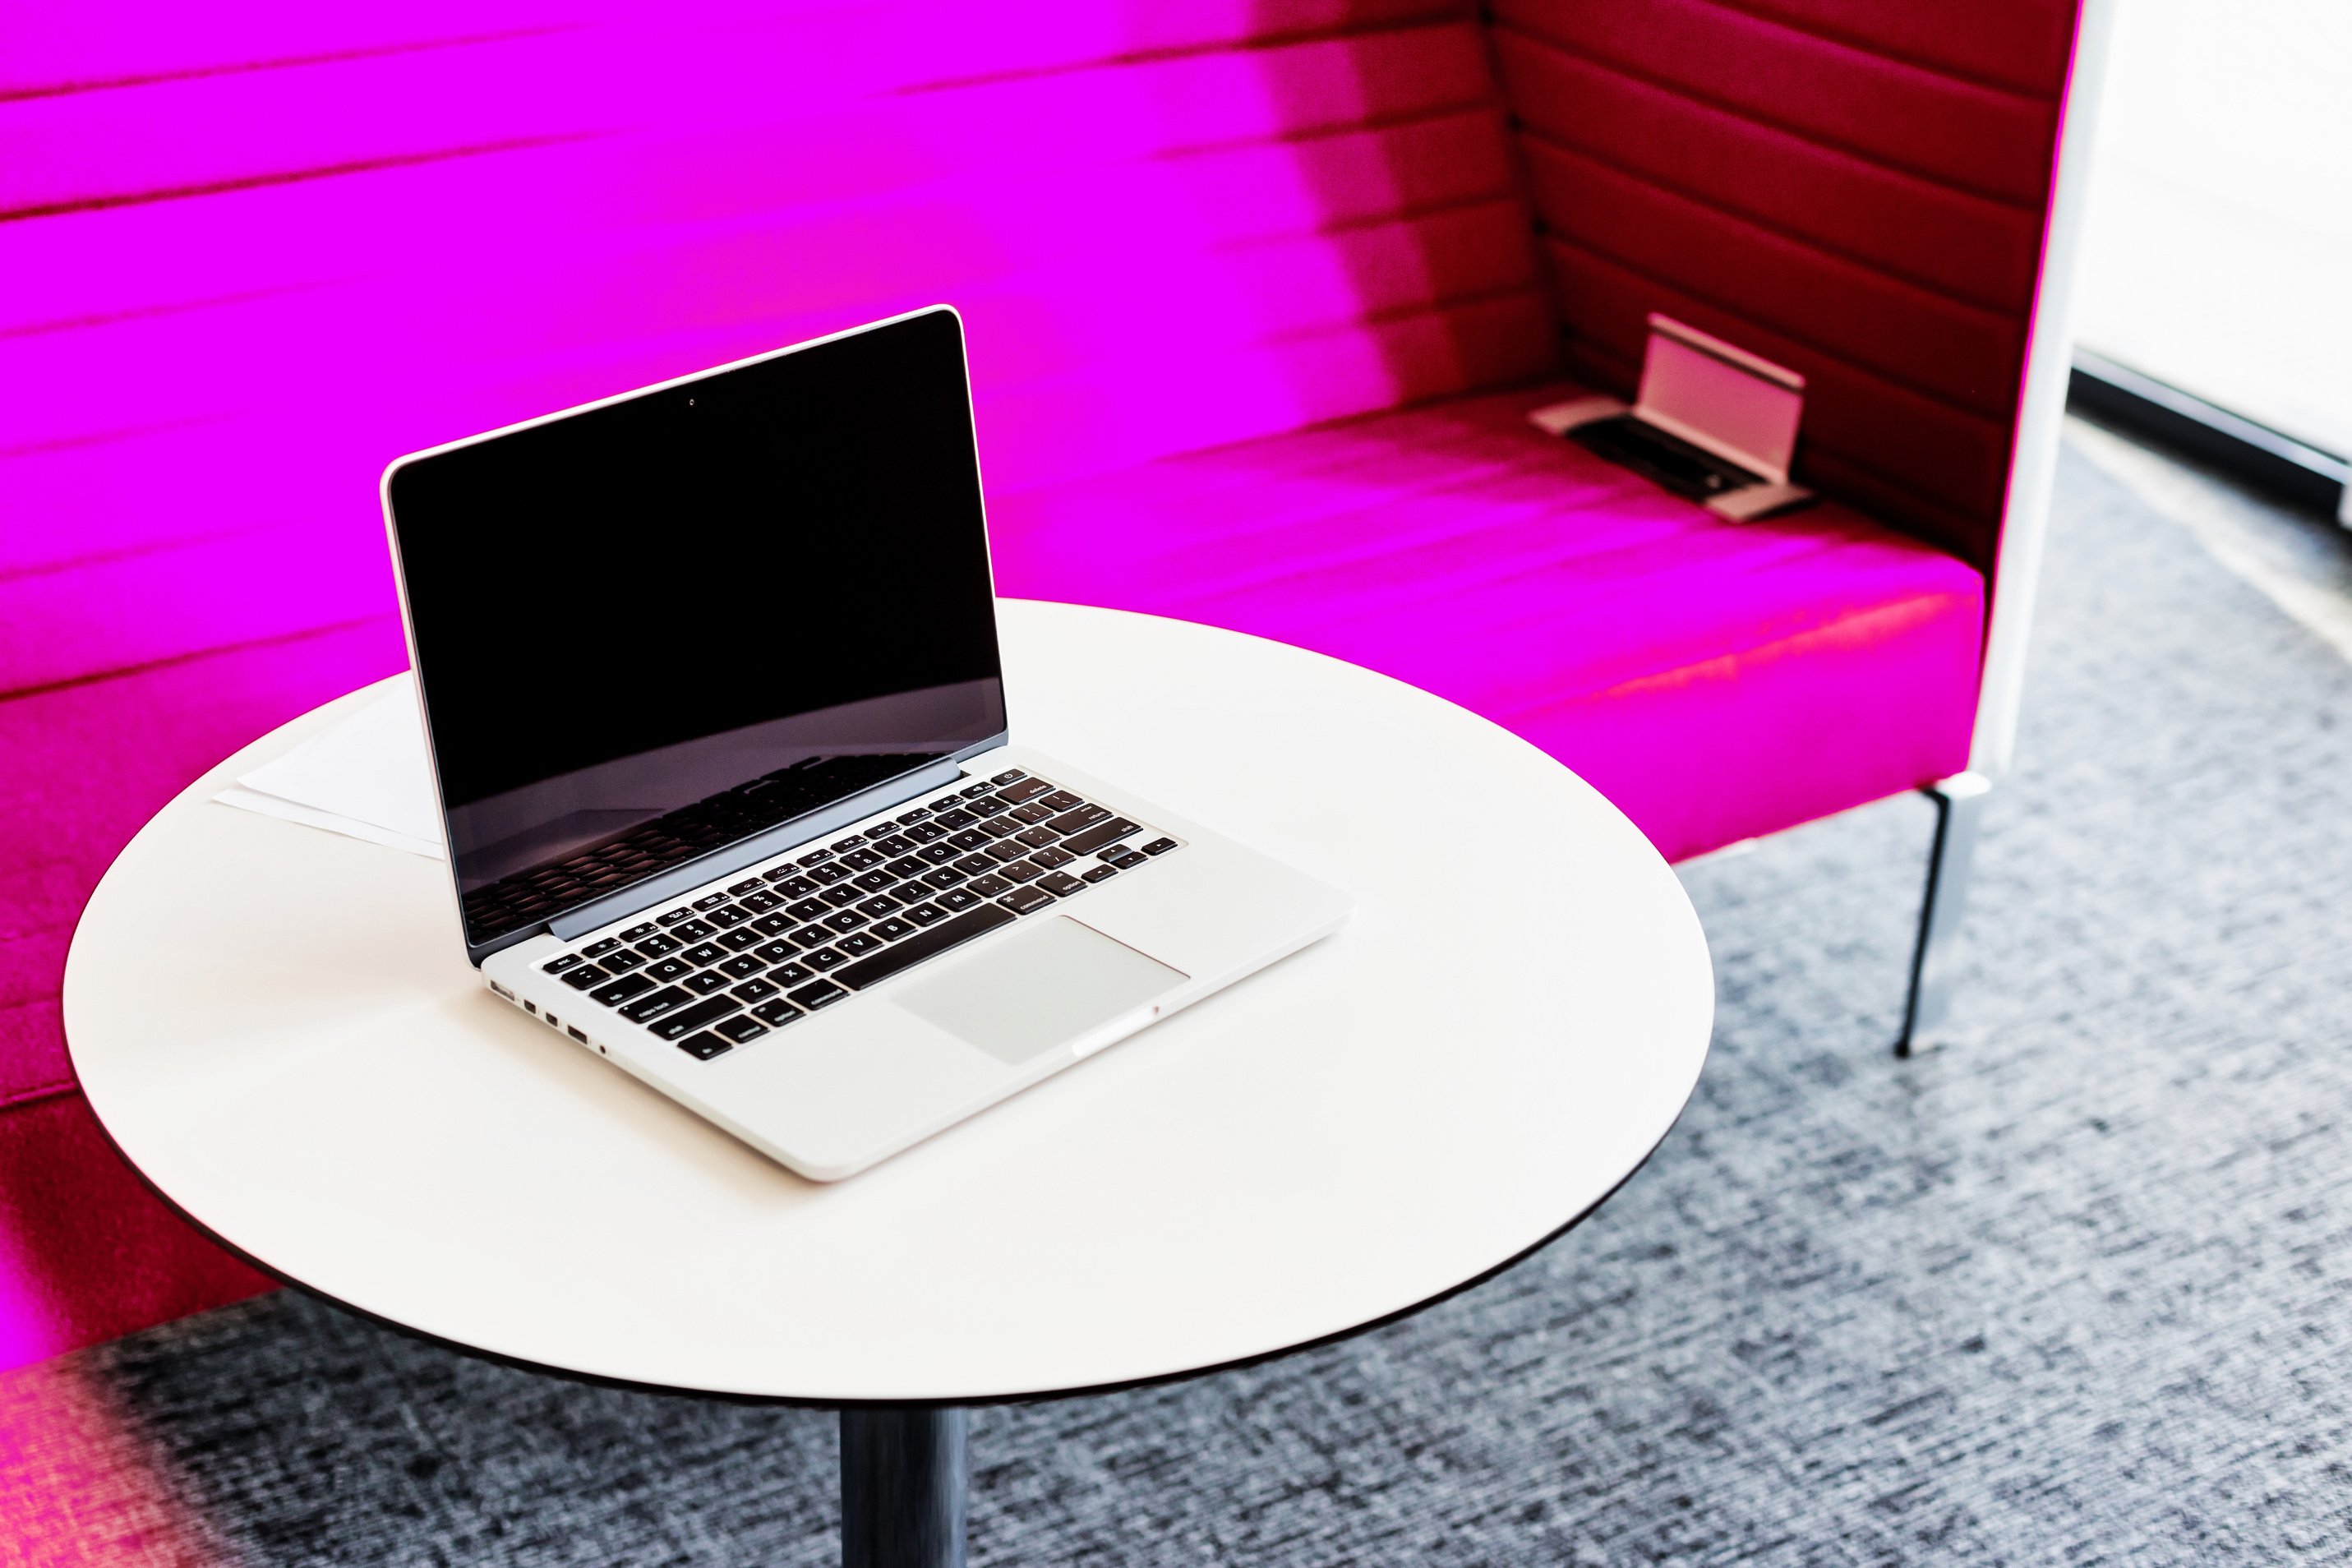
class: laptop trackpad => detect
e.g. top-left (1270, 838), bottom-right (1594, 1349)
top-left (891, 916), bottom-right (1187, 1065)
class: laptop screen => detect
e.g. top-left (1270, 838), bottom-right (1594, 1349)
top-left (385, 308), bottom-right (1007, 954)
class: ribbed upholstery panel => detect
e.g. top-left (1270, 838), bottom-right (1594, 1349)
top-left (1490, 0), bottom-right (2078, 570)
top-left (2, 4), bottom-right (1553, 695)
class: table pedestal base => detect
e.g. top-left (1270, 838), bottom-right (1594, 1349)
top-left (841, 1408), bottom-right (968, 1568)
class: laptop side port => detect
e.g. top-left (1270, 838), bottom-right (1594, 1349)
top-left (525, 1000), bottom-right (538, 1014)
top-left (489, 980), bottom-right (514, 1000)
top-left (568, 1026), bottom-right (588, 1044)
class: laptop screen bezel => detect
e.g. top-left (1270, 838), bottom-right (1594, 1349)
top-left (379, 305), bottom-right (1009, 966)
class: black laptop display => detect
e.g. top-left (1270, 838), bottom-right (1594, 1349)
top-left (385, 309), bottom-right (1007, 957)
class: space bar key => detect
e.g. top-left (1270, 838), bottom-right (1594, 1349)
top-left (833, 904), bottom-right (1017, 991)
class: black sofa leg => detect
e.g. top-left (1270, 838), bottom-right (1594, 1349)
top-left (1897, 772), bottom-right (1992, 1058)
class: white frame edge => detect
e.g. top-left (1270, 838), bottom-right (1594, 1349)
top-left (1968, 0), bottom-right (2118, 778)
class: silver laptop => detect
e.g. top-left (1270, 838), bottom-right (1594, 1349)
top-left (381, 307), bottom-right (1351, 1180)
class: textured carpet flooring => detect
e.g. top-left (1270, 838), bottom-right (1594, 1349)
top-left (7, 431), bottom-right (2352, 1565)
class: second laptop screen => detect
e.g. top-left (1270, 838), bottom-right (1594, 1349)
top-left (387, 308), bottom-right (1006, 949)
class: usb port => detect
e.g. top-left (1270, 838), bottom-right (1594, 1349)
top-left (524, 1000), bottom-right (537, 1014)
top-left (489, 981), bottom-right (514, 1000)
top-left (567, 1026), bottom-right (588, 1043)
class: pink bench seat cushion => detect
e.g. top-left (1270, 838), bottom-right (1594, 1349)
top-left (992, 386), bottom-right (1983, 861)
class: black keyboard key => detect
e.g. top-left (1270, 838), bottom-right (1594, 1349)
top-left (543, 953), bottom-right (584, 975)
top-left (751, 938), bottom-right (800, 964)
top-left (600, 948), bottom-right (648, 974)
top-left (672, 918), bottom-right (717, 942)
top-left (906, 822), bottom-right (948, 844)
top-left (840, 849), bottom-right (883, 871)
top-left (952, 854), bottom-right (996, 876)
top-left (998, 859), bottom-right (1044, 883)
top-left (851, 870), bottom-right (898, 893)
top-left (855, 896), bottom-right (901, 920)
top-left (998, 885), bottom-right (1056, 915)
top-left (929, 796), bottom-right (962, 811)
top-left (786, 898), bottom-right (830, 922)
top-left (871, 835), bottom-right (916, 857)
top-left (740, 890), bottom-right (784, 913)
top-left (837, 932), bottom-right (882, 956)
top-left (751, 998), bottom-right (802, 1026)
top-left (808, 863), bottom-right (851, 886)
top-left (728, 879), bottom-right (765, 896)
top-left (619, 986), bottom-right (693, 1024)
top-left (619, 922), bottom-right (658, 943)
top-left (1141, 837), bottom-right (1179, 855)
top-left (1107, 848), bottom-right (1148, 869)
top-left (707, 905), bottom-right (751, 929)
top-left (681, 943), bottom-right (726, 966)
top-left (592, 974), bottom-right (657, 1006)
top-left (650, 995), bottom-right (742, 1040)
top-left (682, 970), bottom-right (731, 995)
top-left (947, 829), bottom-right (993, 852)
top-left (984, 840), bottom-right (1031, 864)
top-left (1009, 804), bottom-right (1055, 825)
top-left (991, 768), bottom-right (1027, 786)
top-left (790, 925), bottom-right (832, 948)
top-left (750, 912), bottom-right (796, 937)
top-left (921, 867), bottom-right (966, 890)
top-left (731, 976), bottom-right (780, 1002)
top-left (968, 873), bottom-right (1014, 897)
top-left (1059, 817), bottom-right (1141, 855)
top-left (998, 777), bottom-right (1054, 803)
top-left (1031, 846), bottom-right (1076, 869)
top-left (969, 796), bottom-right (1009, 818)
top-left (677, 1032), bottom-right (731, 1060)
top-left (1081, 864), bottom-right (1119, 883)
top-left (772, 875), bottom-right (819, 898)
top-left (917, 843), bottom-right (959, 865)
top-left (655, 907), bottom-right (696, 926)
top-left (583, 938), bottom-right (623, 958)
top-left (831, 836), bottom-right (867, 852)
top-left (980, 816), bottom-right (1025, 839)
top-left (832, 902), bottom-right (1015, 991)
top-left (934, 808), bottom-right (977, 829)
top-left (1045, 804), bottom-right (1112, 837)
top-left (871, 916), bottom-right (916, 941)
top-left (768, 962), bottom-right (815, 986)
top-left (764, 865), bottom-right (804, 884)
top-left (936, 888), bottom-right (981, 911)
top-left (790, 979), bottom-right (849, 1010)
top-left (820, 884), bottom-right (865, 909)
top-left (717, 953), bottom-right (768, 980)
top-left (797, 849), bottom-right (833, 867)
top-left (897, 808), bottom-right (934, 824)
top-left (636, 933), bottom-right (681, 957)
top-left (714, 1015), bottom-right (768, 1045)
top-left (644, 957), bottom-right (694, 984)
top-left (693, 893), bottom-right (731, 911)
top-left (822, 909), bottom-right (868, 933)
top-left (1039, 790), bottom-right (1083, 812)
top-left (803, 947), bottom-right (849, 971)
top-left (905, 902), bottom-right (949, 926)
top-left (716, 928), bottom-right (763, 952)
top-left (1038, 872), bottom-right (1086, 897)
top-left (883, 856), bottom-right (926, 879)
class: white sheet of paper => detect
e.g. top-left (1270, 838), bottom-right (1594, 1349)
top-left (214, 677), bottom-right (447, 859)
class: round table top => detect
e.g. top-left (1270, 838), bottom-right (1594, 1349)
top-left (67, 601), bottom-right (1713, 1404)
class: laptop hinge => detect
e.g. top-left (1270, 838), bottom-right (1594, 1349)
top-left (546, 755), bottom-right (970, 942)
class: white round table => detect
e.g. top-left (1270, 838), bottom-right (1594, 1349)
top-left (67, 601), bottom-right (1712, 1564)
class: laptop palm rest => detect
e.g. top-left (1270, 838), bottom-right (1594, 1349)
top-left (889, 917), bottom-right (1187, 1065)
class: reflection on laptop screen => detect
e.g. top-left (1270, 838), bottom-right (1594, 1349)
top-left (385, 308), bottom-right (1006, 952)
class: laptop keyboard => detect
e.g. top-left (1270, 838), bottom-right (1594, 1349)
top-left (524, 769), bottom-right (1180, 1061)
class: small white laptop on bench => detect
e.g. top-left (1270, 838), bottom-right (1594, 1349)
top-left (381, 307), bottom-right (1351, 1180)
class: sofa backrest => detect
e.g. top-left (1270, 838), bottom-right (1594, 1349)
top-left (1488, 0), bottom-right (2085, 573)
top-left (2, 1), bottom-right (1555, 697)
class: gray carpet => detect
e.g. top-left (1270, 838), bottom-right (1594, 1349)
top-left (27, 431), bottom-right (2352, 1564)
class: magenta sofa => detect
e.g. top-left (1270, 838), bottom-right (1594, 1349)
top-left (2, 0), bottom-right (2100, 1368)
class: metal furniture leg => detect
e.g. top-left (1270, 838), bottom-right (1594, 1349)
top-left (1896, 772), bottom-right (1992, 1058)
top-left (841, 1408), bottom-right (968, 1568)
